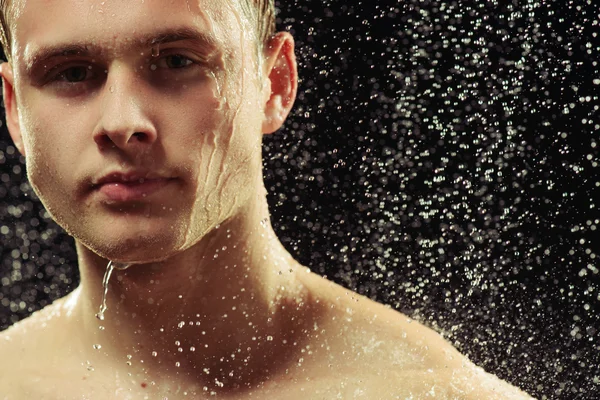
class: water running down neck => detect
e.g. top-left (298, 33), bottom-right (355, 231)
top-left (95, 260), bottom-right (132, 321)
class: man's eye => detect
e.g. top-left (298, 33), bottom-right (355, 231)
top-left (154, 55), bottom-right (194, 69)
top-left (57, 66), bottom-right (92, 82)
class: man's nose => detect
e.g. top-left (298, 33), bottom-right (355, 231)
top-left (93, 67), bottom-right (157, 151)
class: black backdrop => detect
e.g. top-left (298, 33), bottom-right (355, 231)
top-left (1, 1), bottom-right (598, 398)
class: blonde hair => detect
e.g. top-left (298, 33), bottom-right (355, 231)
top-left (0, 0), bottom-right (275, 62)
top-left (0, 0), bottom-right (11, 61)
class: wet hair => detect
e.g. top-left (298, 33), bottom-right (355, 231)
top-left (243, 0), bottom-right (277, 51)
top-left (0, 0), bottom-right (9, 61)
top-left (0, 0), bottom-right (275, 62)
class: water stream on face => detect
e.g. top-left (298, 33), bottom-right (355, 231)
top-left (95, 261), bottom-right (132, 321)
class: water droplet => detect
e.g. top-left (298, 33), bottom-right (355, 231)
top-left (96, 261), bottom-right (131, 321)
top-left (93, 344), bottom-right (102, 350)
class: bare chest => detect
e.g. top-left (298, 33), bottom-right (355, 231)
top-left (1, 369), bottom-right (467, 400)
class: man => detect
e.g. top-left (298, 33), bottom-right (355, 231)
top-left (0, 0), bottom-right (533, 398)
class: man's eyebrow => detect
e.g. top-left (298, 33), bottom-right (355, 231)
top-left (145, 27), bottom-right (218, 48)
top-left (23, 27), bottom-right (218, 72)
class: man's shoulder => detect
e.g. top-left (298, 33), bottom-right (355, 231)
top-left (381, 366), bottom-right (532, 399)
top-left (0, 323), bottom-right (44, 399)
top-left (0, 298), bottom-right (78, 389)
top-left (0, 304), bottom-right (95, 400)
top-left (310, 360), bottom-right (533, 399)
top-left (0, 316), bottom-right (35, 370)
top-left (425, 363), bottom-right (534, 399)
top-left (0, 298), bottom-right (67, 354)
top-left (297, 272), bottom-right (534, 399)
top-left (301, 271), bottom-right (467, 366)
top-left (262, 365), bottom-right (532, 400)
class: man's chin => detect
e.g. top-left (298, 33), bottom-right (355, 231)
top-left (67, 210), bottom-right (219, 264)
top-left (77, 233), bottom-right (185, 265)
top-left (104, 251), bottom-right (177, 265)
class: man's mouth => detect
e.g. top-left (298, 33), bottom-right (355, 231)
top-left (92, 171), bottom-right (175, 202)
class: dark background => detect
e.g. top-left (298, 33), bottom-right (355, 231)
top-left (1, 1), bottom-right (598, 398)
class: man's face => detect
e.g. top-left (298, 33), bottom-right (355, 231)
top-left (6, 0), bottom-right (270, 262)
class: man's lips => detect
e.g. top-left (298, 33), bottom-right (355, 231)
top-left (92, 173), bottom-right (175, 202)
top-left (96, 179), bottom-right (174, 202)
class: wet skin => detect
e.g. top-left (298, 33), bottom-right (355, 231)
top-left (0, 0), bottom-right (533, 398)
top-left (1, 271), bottom-right (533, 399)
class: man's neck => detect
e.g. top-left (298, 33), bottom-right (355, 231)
top-left (70, 196), bottom-right (313, 390)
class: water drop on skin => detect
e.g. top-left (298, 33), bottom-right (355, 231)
top-left (95, 261), bottom-right (132, 321)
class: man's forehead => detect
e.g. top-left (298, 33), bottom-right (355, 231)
top-left (10, 0), bottom-right (247, 63)
top-left (11, 0), bottom-right (245, 42)
top-left (11, 0), bottom-right (234, 14)
top-left (20, 27), bottom-right (221, 72)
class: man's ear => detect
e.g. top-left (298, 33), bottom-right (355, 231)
top-left (261, 32), bottom-right (298, 134)
top-left (0, 62), bottom-right (25, 156)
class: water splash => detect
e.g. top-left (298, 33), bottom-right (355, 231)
top-left (95, 260), bottom-right (132, 321)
